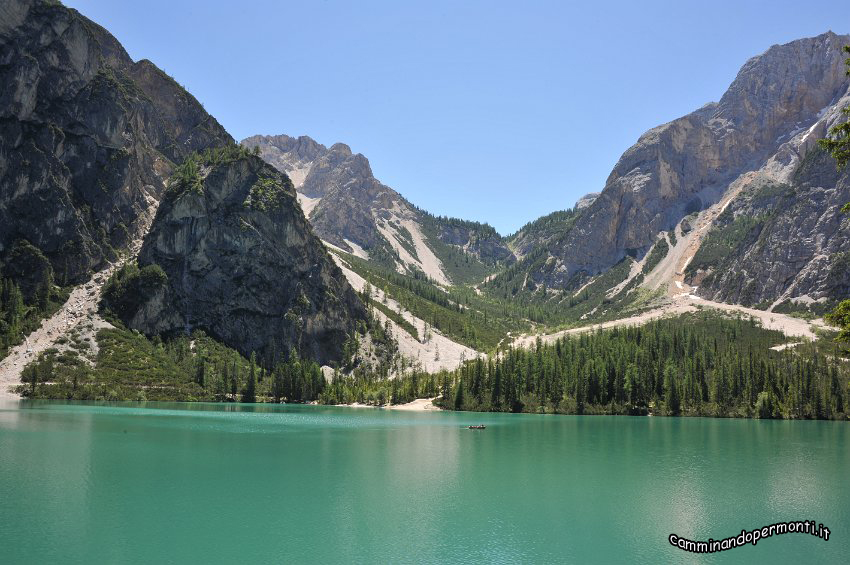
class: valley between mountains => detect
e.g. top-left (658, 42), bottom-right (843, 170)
top-left (1, 0), bottom-right (849, 418)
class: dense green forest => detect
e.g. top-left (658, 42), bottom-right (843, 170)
top-left (19, 310), bottom-right (850, 420)
top-left (435, 313), bottom-right (847, 419)
top-left (329, 312), bottom-right (849, 420)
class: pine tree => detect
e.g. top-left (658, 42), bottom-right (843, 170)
top-left (664, 361), bottom-right (680, 415)
top-left (242, 352), bottom-right (257, 403)
top-left (195, 358), bottom-right (205, 387)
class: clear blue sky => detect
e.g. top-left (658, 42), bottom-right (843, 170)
top-left (65, 0), bottom-right (847, 235)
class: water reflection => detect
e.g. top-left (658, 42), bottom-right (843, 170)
top-left (0, 403), bottom-right (847, 564)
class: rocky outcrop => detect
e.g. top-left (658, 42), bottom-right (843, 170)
top-left (689, 147), bottom-right (850, 308)
top-left (428, 217), bottom-right (514, 264)
top-left (575, 192), bottom-right (599, 210)
top-left (522, 32), bottom-right (850, 290)
top-left (0, 0), bottom-right (232, 284)
top-left (508, 209), bottom-right (581, 260)
top-left (242, 134), bottom-right (515, 282)
top-left (132, 153), bottom-right (368, 365)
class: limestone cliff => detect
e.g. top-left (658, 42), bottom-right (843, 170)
top-left (131, 152), bottom-right (368, 365)
top-left (0, 0), bottom-right (232, 284)
top-left (520, 32), bottom-right (850, 290)
top-left (688, 147), bottom-right (850, 310)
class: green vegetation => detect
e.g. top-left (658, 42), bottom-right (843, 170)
top-left (319, 311), bottom-right (850, 420)
top-left (92, 66), bottom-right (145, 102)
top-left (335, 251), bottom-right (518, 350)
top-left (773, 299), bottom-right (836, 320)
top-left (168, 144), bottom-right (259, 198)
top-left (827, 301), bottom-right (850, 343)
top-left (420, 213), bottom-right (501, 242)
top-left (508, 209), bottom-right (581, 247)
top-left (363, 291), bottom-right (419, 341)
top-left (818, 45), bottom-right (850, 346)
top-left (686, 213), bottom-right (763, 275)
top-left (417, 212), bottom-right (507, 285)
top-left (427, 312), bottom-right (848, 419)
top-left (19, 302), bottom-right (850, 421)
top-left (389, 222), bottom-right (419, 261)
top-left (334, 241), bottom-right (664, 356)
top-left (101, 262), bottom-right (168, 323)
top-left (485, 252), bottom-right (658, 328)
top-left (245, 174), bottom-right (288, 212)
top-left (641, 237), bottom-right (669, 274)
top-left (490, 209), bottom-right (583, 297)
top-left (170, 154), bottom-right (204, 195)
top-left (319, 368), bottom-right (441, 406)
top-left (0, 242), bottom-right (70, 359)
top-left (20, 327), bottom-right (328, 403)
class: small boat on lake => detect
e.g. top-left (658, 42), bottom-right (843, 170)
top-left (467, 425), bottom-right (486, 430)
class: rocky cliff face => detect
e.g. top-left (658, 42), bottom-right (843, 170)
top-left (2, 1), bottom-right (369, 367)
top-left (520, 32), bottom-right (850, 291)
top-left (242, 134), bottom-right (514, 284)
top-left (0, 0), bottom-right (232, 284)
top-left (688, 147), bottom-right (850, 309)
top-left (131, 153), bottom-right (368, 365)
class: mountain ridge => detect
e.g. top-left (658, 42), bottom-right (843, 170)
top-left (242, 133), bottom-right (516, 286)
top-left (0, 0), bottom-right (369, 372)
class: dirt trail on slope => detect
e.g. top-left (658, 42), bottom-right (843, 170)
top-left (0, 202), bottom-right (159, 400)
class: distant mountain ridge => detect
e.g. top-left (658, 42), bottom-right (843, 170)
top-left (246, 32), bottom-right (850, 320)
top-left (242, 134), bottom-right (515, 285)
top-left (492, 31), bottom-right (850, 312)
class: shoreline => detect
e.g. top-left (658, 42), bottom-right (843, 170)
top-left (334, 397), bottom-right (442, 412)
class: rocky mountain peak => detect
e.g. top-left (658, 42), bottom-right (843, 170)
top-left (575, 193), bottom-right (600, 210)
top-left (329, 142), bottom-right (353, 156)
top-left (714, 31), bottom-right (850, 151)
top-left (537, 31), bottom-right (850, 288)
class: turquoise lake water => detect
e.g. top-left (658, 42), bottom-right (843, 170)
top-left (0, 400), bottom-right (847, 564)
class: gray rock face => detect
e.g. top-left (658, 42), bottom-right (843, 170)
top-left (526, 32), bottom-right (850, 289)
top-left (691, 148), bottom-right (850, 307)
top-left (134, 155), bottom-right (367, 365)
top-left (302, 141), bottom-right (392, 251)
top-left (0, 0), bottom-right (232, 283)
top-left (575, 192), bottom-right (600, 210)
top-left (242, 134), bottom-right (515, 280)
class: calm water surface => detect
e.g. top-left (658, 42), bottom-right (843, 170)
top-left (0, 400), bottom-right (847, 564)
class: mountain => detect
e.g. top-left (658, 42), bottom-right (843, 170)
top-left (124, 149), bottom-right (367, 365)
top-left (497, 32), bottom-right (850, 309)
top-left (241, 134), bottom-right (514, 286)
top-left (687, 146), bottom-right (850, 311)
top-left (0, 0), bottom-right (232, 284)
top-left (0, 0), bottom-right (367, 367)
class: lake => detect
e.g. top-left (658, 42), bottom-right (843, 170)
top-left (0, 400), bottom-right (847, 564)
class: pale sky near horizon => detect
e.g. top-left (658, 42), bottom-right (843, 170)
top-left (64, 0), bottom-right (848, 235)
